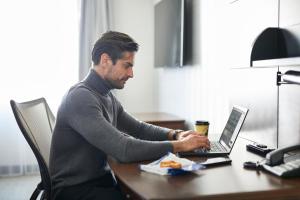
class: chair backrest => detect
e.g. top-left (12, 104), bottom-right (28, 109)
top-left (10, 98), bottom-right (55, 199)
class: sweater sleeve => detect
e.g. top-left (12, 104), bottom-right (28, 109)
top-left (65, 88), bottom-right (173, 163)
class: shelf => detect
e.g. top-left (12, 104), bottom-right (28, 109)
top-left (250, 27), bottom-right (300, 67)
top-left (252, 57), bottom-right (300, 67)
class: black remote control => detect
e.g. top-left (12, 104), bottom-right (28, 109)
top-left (246, 144), bottom-right (275, 157)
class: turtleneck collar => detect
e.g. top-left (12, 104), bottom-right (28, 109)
top-left (82, 69), bottom-right (113, 95)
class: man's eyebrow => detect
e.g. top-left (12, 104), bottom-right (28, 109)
top-left (126, 62), bottom-right (133, 67)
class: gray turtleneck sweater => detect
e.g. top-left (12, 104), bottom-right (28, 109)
top-left (49, 69), bottom-right (173, 191)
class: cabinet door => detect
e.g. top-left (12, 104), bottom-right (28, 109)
top-left (229, 67), bottom-right (278, 148)
top-left (225, 0), bottom-right (278, 68)
top-left (278, 66), bottom-right (300, 148)
top-left (280, 0), bottom-right (300, 28)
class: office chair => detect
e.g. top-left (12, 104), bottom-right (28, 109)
top-left (10, 98), bottom-right (55, 200)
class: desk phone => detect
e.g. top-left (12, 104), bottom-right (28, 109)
top-left (262, 144), bottom-right (300, 177)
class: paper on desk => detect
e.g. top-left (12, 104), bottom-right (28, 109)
top-left (140, 152), bottom-right (205, 176)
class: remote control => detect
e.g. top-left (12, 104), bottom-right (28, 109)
top-left (246, 144), bottom-right (275, 157)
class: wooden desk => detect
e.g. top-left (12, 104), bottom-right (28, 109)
top-left (109, 137), bottom-right (300, 200)
top-left (131, 112), bottom-right (185, 130)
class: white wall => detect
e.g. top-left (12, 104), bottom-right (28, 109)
top-left (110, 0), bottom-right (158, 113)
top-left (110, 0), bottom-right (231, 133)
top-left (110, 0), bottom-right (282, 136)
top-left (156, 0), bottom-right (231, 133)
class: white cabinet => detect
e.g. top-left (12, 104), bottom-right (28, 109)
top-left (224, 0), bottom-right (278, 68)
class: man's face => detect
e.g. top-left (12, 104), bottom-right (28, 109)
top-left (104, 51), bottom-right (135, 89)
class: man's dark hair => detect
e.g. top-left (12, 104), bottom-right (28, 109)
top-left (92, 31), bottom-right (139, 65)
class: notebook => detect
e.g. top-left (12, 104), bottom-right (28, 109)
top-left (179, 105), bottom-right (248, 157)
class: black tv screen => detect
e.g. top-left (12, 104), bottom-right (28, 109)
top-left (155, 0), bottom-right (184, 67)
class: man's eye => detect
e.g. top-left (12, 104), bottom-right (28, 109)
top-left (124, 64), bottom-right (132, 69)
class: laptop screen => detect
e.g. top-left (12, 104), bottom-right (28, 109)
top-left (219, 106), bottom-right (248, 151)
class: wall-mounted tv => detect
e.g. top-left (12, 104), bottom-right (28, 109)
top-left (154, 0), bottom-right (184, 68)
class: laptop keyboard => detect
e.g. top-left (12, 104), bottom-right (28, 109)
top-left (210, 142), bottom-right (225, 152)
top-left (194, 142), bottom-right (226, 153)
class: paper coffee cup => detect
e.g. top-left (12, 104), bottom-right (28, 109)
top-left (195, 120), bottom-right (209, 136)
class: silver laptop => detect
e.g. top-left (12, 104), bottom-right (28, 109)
top-left (179, 105), bottom-right (248, 157)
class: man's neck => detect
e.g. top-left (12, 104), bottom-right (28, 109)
top-left (93, 65), bottom-right (106, 80)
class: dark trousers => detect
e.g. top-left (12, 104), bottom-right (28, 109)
top-left (54, 173), bottom-right (125, 200)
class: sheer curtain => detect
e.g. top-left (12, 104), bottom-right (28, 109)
top-left (79, 0), bottom-right (110, 80)
top-left (0, 0), bottom-right (79, 176)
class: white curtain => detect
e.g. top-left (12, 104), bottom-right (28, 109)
top-left (0, 0), bottom-right (79, 176)
top-left (79, 0), bottom-right (111, 80)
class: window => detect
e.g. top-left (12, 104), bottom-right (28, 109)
top-left (0, 0), bottom-right (79, 175)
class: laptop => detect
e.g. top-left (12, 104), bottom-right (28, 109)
top-left (179, 105), bottom-right (248, 157)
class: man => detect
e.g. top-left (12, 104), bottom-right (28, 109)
top-left (50, 31), bottom-right (210, 200)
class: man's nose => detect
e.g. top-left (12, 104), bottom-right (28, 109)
top-left (127, 67), bottom-right (133, 78)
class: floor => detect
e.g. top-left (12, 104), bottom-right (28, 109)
top-left (0, 175), bottom-right (40, 200)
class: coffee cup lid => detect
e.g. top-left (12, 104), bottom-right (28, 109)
top-left (195, 120), bottom-right (209, 125)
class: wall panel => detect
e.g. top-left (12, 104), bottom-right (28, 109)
top-left (280, 0), bottom-right (300, 27)
top-left (278, 66), bottom-right (300, 147)
top-left (225, 0), bottom-right (278, 68)
top-left (229, 67), bottom-right (278, 148)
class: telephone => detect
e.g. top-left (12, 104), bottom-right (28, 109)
top-left (262, 144), bottom-right (300, 177)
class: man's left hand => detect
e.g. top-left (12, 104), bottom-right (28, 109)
top-left (177, 130), bottom-right (200, 140)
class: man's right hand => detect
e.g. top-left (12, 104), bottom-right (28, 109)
top-left (172, 134), bottom-right (210, 153)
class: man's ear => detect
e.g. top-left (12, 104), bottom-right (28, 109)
top-left (100, 53), bottom-right (112, 66)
